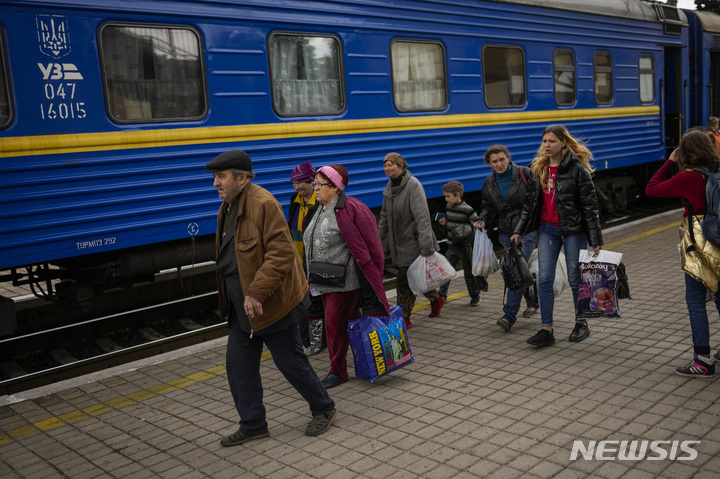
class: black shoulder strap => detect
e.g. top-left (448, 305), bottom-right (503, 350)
top-left (681, 197), bottom-right (697, 244)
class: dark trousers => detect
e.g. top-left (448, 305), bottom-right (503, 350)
top-left (226, 317), bottom-right (335, 435)
top-left (438, 240), bottom-right (485, 300)
top-left (298, 293), bottom-right (325, 347)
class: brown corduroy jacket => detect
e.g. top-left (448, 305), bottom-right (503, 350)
top-left (215, 182), bottom-right (308, 330)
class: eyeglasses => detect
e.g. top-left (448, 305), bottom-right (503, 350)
top-left (311, 181), bottom-right (332, 189)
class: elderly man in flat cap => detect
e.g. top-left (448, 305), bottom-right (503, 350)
top-left (206, 150), bottom-right (336, 447)
top-left (287, 160), bottom-right (326, 356)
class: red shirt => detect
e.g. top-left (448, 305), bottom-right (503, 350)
top-left (540, 165), bottom-right (560, 225)
top-left (645, 159), bottom-right (707, 216)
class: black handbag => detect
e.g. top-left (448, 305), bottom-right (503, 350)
top-left (500, 244), bottom-right (535, 291)
top-left (308, 260), bottom-right (349, 287)
top-left (307, 221), bottom-right (351, 287)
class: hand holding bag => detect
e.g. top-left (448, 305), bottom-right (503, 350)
top-left (472, 228), bottom-right (499, 277)
top-left (407, 252), bottom-right (456, 294)
top-left (500, 244), bottom-right (535, 291)
top-left (576, 249), bottom-right (624, 319)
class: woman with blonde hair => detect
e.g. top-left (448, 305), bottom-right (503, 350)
top-left (646, 130), bottom-right (720, 377)
top-left (511, 124), bottom-right (603, 347)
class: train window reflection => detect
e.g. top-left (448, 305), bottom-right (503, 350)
top-left (0, 31), bottom-right (12, 129)
top-left (100, 24), bottom-right (206, 122)
top-left (391, 40), bottom-right (447, 112)
top-left (594, 51), bottom-right (613, 105)
top-left (639, 54), bottom-right (654, 103)
top-left (483, 45), bottom-right (526, 108)
top-left (269, 34), bottom-right (344, 116)
top-left (554, 49), bottom-right (576, 106)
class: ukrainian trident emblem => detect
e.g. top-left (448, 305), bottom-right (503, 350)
top-left (37, 15), bottom-right (71, 59)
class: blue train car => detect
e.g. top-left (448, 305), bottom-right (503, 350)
top-left (0, 0), bottom-right (690, 305)
top-left (686, 9), bottom-right (720, 128)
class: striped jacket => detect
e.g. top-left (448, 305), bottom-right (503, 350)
top-left (445, 201), bottom-right (478, 244)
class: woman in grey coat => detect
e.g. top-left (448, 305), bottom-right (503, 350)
top-left (378, 152), bottom-right (445, 329)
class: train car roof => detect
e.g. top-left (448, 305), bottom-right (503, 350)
top-left (493, 0), bottom-right (687, 25)
top-left (686, 9), bottom-right (720, 33)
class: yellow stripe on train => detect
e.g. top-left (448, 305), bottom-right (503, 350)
top-left (0, 106), bottom-right (659, 158)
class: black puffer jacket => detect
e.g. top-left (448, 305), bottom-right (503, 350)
top-left (477, 163), bottom-right (531, 235)
top-left (513, 151), bottom-right (603, 246)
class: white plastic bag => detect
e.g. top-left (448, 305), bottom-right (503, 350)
top-left (472, 229), bottom-right (499, 277)
top-left (528, 249), bottom-right (567, 297)
top-left (407, 252), bottom-right (456, 294)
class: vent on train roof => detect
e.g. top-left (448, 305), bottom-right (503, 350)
top-left (654, 3), bottom-right (683, 35)
top-left (713, 34), bottom-right (720, 50)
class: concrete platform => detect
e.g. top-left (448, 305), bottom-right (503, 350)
top-left (2, 209), bottom-right (720, 479)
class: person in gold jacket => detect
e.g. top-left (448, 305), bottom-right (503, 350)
top-left (646, 131), bottom-right (720, 377)
top-left (207, 150), bottom-right (336, 446)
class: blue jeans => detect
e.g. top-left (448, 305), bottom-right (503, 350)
top-left (685, 273), bottom-right (720, 355)
top-left (226, 316), bottom-right (335, 434)
top-left (537, 222), bottom-right (587, 328)
top-left (499, 231), bottom-right (538, 325)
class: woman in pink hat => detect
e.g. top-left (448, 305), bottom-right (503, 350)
top-left (304, 165), bottom-right (390, 389)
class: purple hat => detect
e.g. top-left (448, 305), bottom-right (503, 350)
top-left (290, 160), bottom-right (316, 184)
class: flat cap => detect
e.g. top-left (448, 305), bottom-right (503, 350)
top-left (205, 150), bottom-right (253, 172)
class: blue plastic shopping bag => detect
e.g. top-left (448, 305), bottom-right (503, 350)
top-left (347, 305), bottom-right (414, 383)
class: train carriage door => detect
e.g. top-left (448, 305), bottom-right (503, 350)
top-left (709, 50), bottom-right (720, 117)
top-left (654, 3), bottom-right (686, 151)
top-left (663, 47), bottom-right (684, 150)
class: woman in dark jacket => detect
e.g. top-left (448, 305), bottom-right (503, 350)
top-left (304, 165), bottom-right (390, 389)
top-left (475, 145), bottom-right (538, 331)
top-left (511, 125), bottom-right (603, 348)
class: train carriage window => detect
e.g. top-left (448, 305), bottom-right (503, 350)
top-left (0, 31), bottom-right (12, 129)
top-left (482, 45), bottom-right (526, 108)
top-left (639, 54), bottom-right (655, 103)
top-left (269, 34), bottom-right (344, 116)
top-left (594, 51), bottom-right (613, 105)
top-left (391, 40), bottom-right (447, 112)
top-left (100, 25), bottom-right (206, 122)
top-left (554, 49), bottom-right (576, 106)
